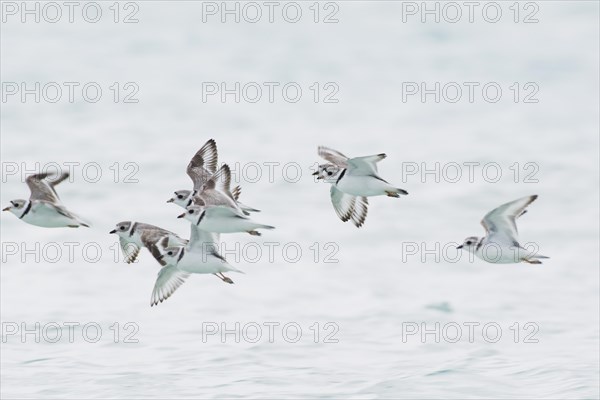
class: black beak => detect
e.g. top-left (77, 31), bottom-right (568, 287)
top-left (167, 198), bottom-right (174, 203)
top-left (456, 245), bottom-right (463, 250)
top-left (177, 213), bottom-right (186, 218)
top-left (312, 171), bottom-right (319, 176)
top-left (109, 229), bottom-right (116, 234)
top-left (2, 207), bottom-right (10, 212)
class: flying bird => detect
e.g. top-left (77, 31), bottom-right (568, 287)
top-left (457, 195), bottom-right (549, 264)
top-left (3, 172), bottom-right (90, 228)
top-left (314, 146), bottom-right (408, 227)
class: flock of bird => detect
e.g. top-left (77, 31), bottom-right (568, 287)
top-left (3, 139), bottom-right (548, 306)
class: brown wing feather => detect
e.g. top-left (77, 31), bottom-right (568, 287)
top-left (186, 139), bottom-right (218, 190)
top-left (318, 146), bottom-right (349, 168)
top-left (26, 173), bottom-right (59, 202)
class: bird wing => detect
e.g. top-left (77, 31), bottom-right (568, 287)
top-left (41, 201), bottom-right (89, 226)
top-left (187, 139), bottom-right (218, 190)
top-left (201, 164), bottom-right (232, 194)
top-left (318, 146), bottom-right (349, 168)
top-left (150, 265), bottom-right (190, 307)
top-left (26, 173), bottom-right (66, 202)
top-left (207, 204), bottom-right (247, 219)
top-left (231, 185), bottom-right (242, 201)
top-left (330, 186), bottom-right (369, 228)
top-left (481, 195), bottom-right (538, 243)
top-left (197, 191), bottom-right (238, 210)
top-left (197, 165), bottom-right (244, 211)
top-left (347, 153), bottom-right (386, 176)
top-left (189, 225), bottom-right (220, 252)
top-left (118, 237), bottom-right (141, 264)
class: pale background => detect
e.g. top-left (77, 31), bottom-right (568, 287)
top-left (1, 1), bottom-right (599, 399)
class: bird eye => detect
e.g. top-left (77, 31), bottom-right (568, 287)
top-left (189, 209), bottom-right (194, 214)
top-left (327, 171), bottom-right (333, 176)
top-left (120, 226), bottom-right (126, 231)
top-left (177, 195), bottom-right (183, 199)
top-left (466, 241), bottom-right (472, 245)
top-left (167, 251), bottom-right (173, 256)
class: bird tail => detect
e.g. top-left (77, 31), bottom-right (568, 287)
top-left (524, 254), bottom-right (549, 264)
top-left (75, 214), bottom-right (92, 227)
top-left (68, 211), bottom-right (91, 228)
top-left (247, 224), bottom-right (275, 236)
top-left (258, 224), bottom-right (275, 230)
top-left (239, 202), bottom-right (261, 213)
top-left (226, 263), bottom-right (245, 274)
top-left (386, 188), bottom-right (409, 197)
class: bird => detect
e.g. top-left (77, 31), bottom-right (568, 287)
top-left (179, 204), bottom-right (275, 236)
top-left (168, 184), bottom-right (243, 210)
top-left (110, 220), bottom-right (235, 306)
top-left (457, 195), bottom-right (549, 264)
top-left (153, 245), bottom-right (243, 306)
top-left (168, 164), bottom-right (245, 213)
top-left (109, 221), bottom-right (187, 265)
top-left (3, 172), bottom-right (90, 228)
top-left (313, 146), bottom-right (408, 227)
top-left (167, 139), bottom-right (259, 214)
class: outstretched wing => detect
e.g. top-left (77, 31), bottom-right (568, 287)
top-left (198, 165), bottom-right (241, 211)
top-left (330, 186), bottom-right (369, 228)
top-left (351, 196), bottom-right (369, 228)
top-left (119, 237), bottom-right (141, 264)
top-left (150, 265), bottom-right (190, 307)
top-left (318, 146), bottom-right (349, 168)
top-left (347, 153), bottom-right (386, 176)
top-left (481, 195), bottom-right (538, 242)
top-left (49, 172), bottom-right (70, 188)
top-left (189, 226), bottom-right (220, 252)
top-left (187, 139), bottom-right (218, 190)
top-left (201, 164), bottom-right (232, 194)
top-left (231, 185), bottom-right (242, 201)
top-left (26, 172), bottom-right (68, 202)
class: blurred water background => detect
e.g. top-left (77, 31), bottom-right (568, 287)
top-left (1, 1), bottom-right (599, 398)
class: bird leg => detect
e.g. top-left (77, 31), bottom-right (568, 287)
top-left (214, 273), bottom-right (234, 284)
